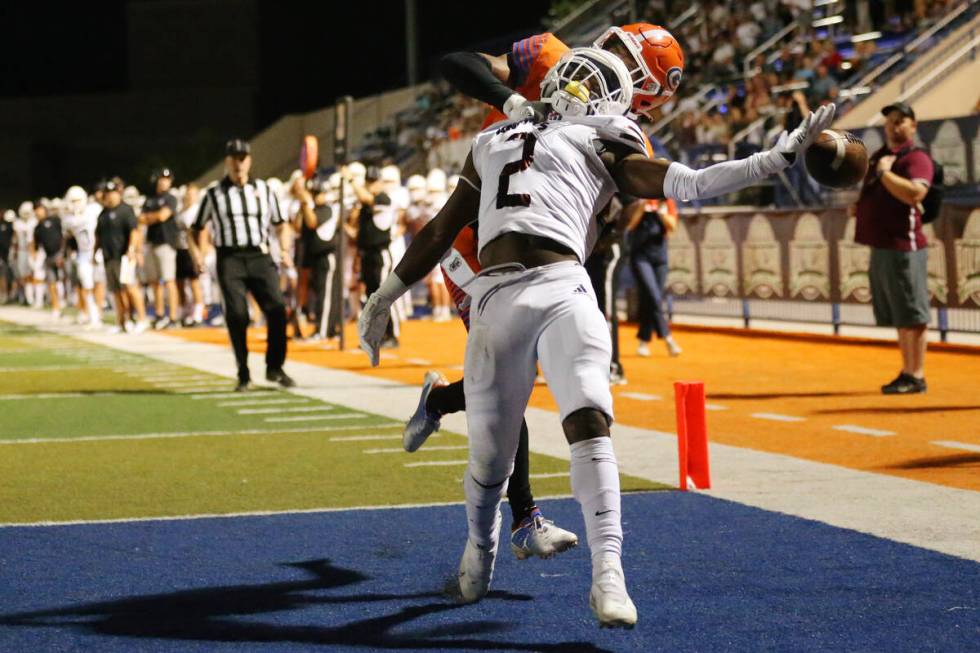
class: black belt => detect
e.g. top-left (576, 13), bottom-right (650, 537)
top-left (217, 246), bottom-right (265, 255)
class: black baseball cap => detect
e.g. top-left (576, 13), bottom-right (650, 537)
top-left (151, 167), bottom-right (173, 183)
top-left (881, 101), bottom-right (915, 121)
top-left (225, 138), bottom-right (251, 156)
top-left (103, 180), bottom-right (122, 192)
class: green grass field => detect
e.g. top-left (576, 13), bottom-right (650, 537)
top-left (0, 322), bottom-right (665, 524)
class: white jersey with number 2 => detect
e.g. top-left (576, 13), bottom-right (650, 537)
top-left (470, 114), bottom-right (648, 263)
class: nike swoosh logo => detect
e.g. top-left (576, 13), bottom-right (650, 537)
top-left (595, 509), bottom-right (615, 516)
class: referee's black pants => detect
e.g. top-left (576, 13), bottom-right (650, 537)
top-left (308, 248), bottom-right (339, 338)
top-left (359, 246), bottom-right (399, 339)
top-left (585, 242), bottom-right (625, 374)
top-left (216, 249), bottom-right (287, 383)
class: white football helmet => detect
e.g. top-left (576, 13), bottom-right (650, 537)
top-left (380, 164), bottom-right (401, 186)
top-left (17, 201), bottom-right (34, 221)
top-left (540, 47), bottom-right (634, 118)
top-left (426, 168), bottom-right (447, 194)
top-left (347, 161), bottom-right (367, 185)
top-left (65, 186), bottom-right (88, 215)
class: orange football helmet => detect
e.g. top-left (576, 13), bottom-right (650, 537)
top-left (594, 23), bottom-right (685, 116)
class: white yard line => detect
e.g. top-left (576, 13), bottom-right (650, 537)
top-left (0, 365), bottom-right (99, 372)
top-left (263, 413), bottom-right (372, 423)
top-left (331, 434), bottom-right (425, 442)
top-left (0, 425), bottom-right (401, 446)
top-left (363, 445), bottom-right (467, 454)
top-left (529, 472), bottom-right (570, 479)
top-left (705, 404), bottom-right (729, 411)
top-left (3, 305), bottom-right (977, 562)
top-left (931, 440), bottom-right (980, 454)
top-left (751, 412), bottom-right (806, 422)
top-left (217, 399), bottom-right (310, 408)
top-left (618, 392), bottom-right (662, 401)
top-left (404, 460), bottom-right (468, 468)
top-left (237, 406), bottom-right (335, 415)
top-left (404, 358), bottom-right (432, 366)
top-left (832, 424), bottom-right (896, 437)
top-left (190, 391), bottom-right (281, 400)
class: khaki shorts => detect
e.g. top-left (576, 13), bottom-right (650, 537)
top-left (869, 247), bottom-right (930, 328)
top-left (147, 244), bottom-right (177, 283)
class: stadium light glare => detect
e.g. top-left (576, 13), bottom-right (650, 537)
top-left (840, 61), bottom-right (853, 70)
top-left (851, 31), bottom-right (883, 43)
top-left (812, 15), bottom-right (845, 27)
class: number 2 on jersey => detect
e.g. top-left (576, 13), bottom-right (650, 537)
top-left (497, 132), bottom-right (537, 209)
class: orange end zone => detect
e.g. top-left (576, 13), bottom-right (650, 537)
top-left (166, 320), bottom-right (980, 492)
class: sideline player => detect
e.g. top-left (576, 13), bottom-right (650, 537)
top-left (404, 23), bottom-right (684, 560)
top-left (361, 48), bottom-right (835, 627)
top-left (62, 186), bottom-right (104, 327)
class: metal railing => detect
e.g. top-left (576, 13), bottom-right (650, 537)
top-left (742, 21), bottom-right (801, 79)
top-left (841, 0), bottom-right (976, 102)
top-left (867, 29), bottom-right (980, 124)
top-left (668, 3), bottom-right (700, 30)
top-left (647, 84), bottom-right (716, 140)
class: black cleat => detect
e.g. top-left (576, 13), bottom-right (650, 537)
top-left (234, 380), bottom-right (251, 393)
top-left (266, 369), bottom-right (296, 388)
top-left (881, 372), bottom-right (926, 395)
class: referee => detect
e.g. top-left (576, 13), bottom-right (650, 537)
top-left (191, 138), bottom-right (295, 391)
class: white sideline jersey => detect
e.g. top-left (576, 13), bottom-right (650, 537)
top-left (470, 115), bottom-right (648, 263)
top-left (63, 207), bottom-right (99, 257)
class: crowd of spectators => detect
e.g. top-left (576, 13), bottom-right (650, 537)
top-left (354, 0), bottom-right (965, 185)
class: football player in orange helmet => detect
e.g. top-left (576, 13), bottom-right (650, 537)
top-left (593, 23), bottom-right (686, 117)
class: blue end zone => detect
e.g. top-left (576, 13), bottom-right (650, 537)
top-left (0, 492), bottom-right (977, 652)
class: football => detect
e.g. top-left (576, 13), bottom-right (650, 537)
top-left (804, 130), bottom-right (869, 188)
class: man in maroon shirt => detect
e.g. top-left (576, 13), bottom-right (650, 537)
top-left (854, 101), bottom-right (933, 394)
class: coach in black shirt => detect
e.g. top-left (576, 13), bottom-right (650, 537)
top-left (0, 211), bottom-right (16, 302)
top-left (32, 202), bottom-right (64, 315)
top-left (350, 165), bottom-right (399, 347)
top-left (294, 175), bottom-right (340, 340)
top-left (192, 138), bottom-right (295, 391)
top-left (141, 167), bottom-right (181, 328)
top-left (95, 180), bottom-right (148, 331)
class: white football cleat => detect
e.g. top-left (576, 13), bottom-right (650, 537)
top-left (510, 509), bottom-right (578, 560)
top-left (403, 371), bottom-right (449, 452)
top-left (665, 335), bottom-right (682, 357)
top-left (589, 557), bottom-right (637, 629)
top-left (457, 538), bottom-right (496, 604)
top-left (636, 341), bottom-right (651, 357)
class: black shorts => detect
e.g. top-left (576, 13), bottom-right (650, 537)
top-left (176, 249), bottom-right (199, 280)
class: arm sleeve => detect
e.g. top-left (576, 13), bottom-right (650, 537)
top-left (440, 52), bottom-right (514, 110)
top-left (662, 149), bottom-right (786, 202)
top-left (193, 190), bottom-right (214, 230)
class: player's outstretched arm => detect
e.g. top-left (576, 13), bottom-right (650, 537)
top-left (358, 155), bottom-right (481, 366)
top-left (613, 103), bottom-right (836, 201)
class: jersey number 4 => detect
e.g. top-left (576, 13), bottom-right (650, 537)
top-left (497, 132), bottom-right (537, 209)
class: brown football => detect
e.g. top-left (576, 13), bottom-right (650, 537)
top-left (804, 130), bottom-right (869, 188)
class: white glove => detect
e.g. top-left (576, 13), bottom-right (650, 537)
top-left (358, 293), bottom-right (391, 367)
top-left (503, 93), bottom-right (534, 121)
top-left (774, 103), bottom-right (837, 165)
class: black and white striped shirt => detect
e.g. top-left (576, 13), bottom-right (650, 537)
top-left (194, 176), bottom-right (283, 249)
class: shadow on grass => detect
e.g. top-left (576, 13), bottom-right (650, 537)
top-left (812, 405), bottom-right (980, 415)
top-left (885, 453), bottom-right (980, 470)
top-left (0, 558), bottom-right (614, 653)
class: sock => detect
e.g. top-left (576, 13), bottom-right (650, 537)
top-left (193, 303), bottom-right (205, 321)
top-left (463, 469), bottom-right (507, 551)
top-left (570, 437), bottom-right (623, 562)
top-left (87, 293), bottom-right (100, 324)
top-left (426, 378), bottom-right (466, 415)
top-left (25, 284), bottom-right (35, 306)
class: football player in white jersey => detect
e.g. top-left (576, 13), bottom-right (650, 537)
top-left (13, 202), bottom-right (38, 307)
top-left (62, 186), bottom-right (104, 327)
top-left (360, 48), bottom-right (834, 628)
